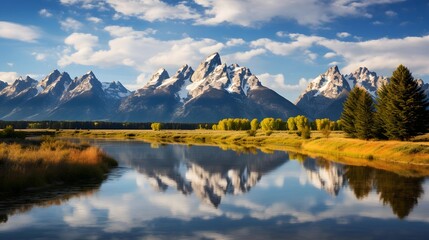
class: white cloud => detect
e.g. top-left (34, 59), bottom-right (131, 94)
top-left (250, 34), bottom-right (324, 56)
top-left (60, 18), bottom-right (83, 31)
top-left (0, 21), bottom-right (40, 42)
top-left (87, 17), bottom-right (103, 24)
top-left (226, 38), bottom-right (245, 47)
top-left (194, 0), bottom-right (405, 27)
top-left (58, 33), bottom-right (99, 67)
top-left (7, 62), bottom-right (13, 67)
top-left (58, 27), bottom-right (225, 74)
top-left (0, 72), bottom-right (19, 84)
top-left (276, 31), bottom-right (287, 37)
top-left (258, 73), bottom-right (310, 100)
top-left (39, 9), bottom-right (53, 18)
top-left (373, 21), bottom-right (383, 25)
top-left (60, 0), bottom-right (107, 10)
top-left (106, 0), bottom-right (199, 21)
top-left (319, 35), bottom-right (429, 75)
top-left (329, 61), bottom-right (340, 66)
top-left (385, 10), bottom-right (397, 17)
top-left (32, 52), bottom-right (47, 61)
top-left (252, 33), bottom-right (429, 77)
top-left (104, 25), bottom-right (156, 38)
top-left (336, 32), bottom-right (351, 38)
top-left (225, 49), bottom-right (266, 62)
top-left (324, 52), bottom-right (337, 58)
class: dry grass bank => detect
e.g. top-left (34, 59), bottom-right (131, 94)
top-left (0, 138), bottom-right (117, 193)
top-left (55, 129), bottom-right (429, 163)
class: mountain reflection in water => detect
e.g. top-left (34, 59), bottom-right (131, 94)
top-left (111, 142), bottom-right (425, 218)
top-left (0, 141), bottom-right (428, 240)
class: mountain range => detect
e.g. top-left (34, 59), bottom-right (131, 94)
top-left (0, 53), bottom-right (427, 122)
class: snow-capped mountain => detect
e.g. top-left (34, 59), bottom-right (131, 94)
top-left (0, 70), bottom-right (130, 121)
top-left (0, 76), bottom-right (39, 118)
top-left (118, 65), bottom-right (194, 122)
top-left (344, 67), bottom-right (389, 97)
top-left (296, 66), bottom-right (391, 120)
top-left (117, 53), bottom-right (303, 122)
top-left (171, 53), bottom-right (303, 122)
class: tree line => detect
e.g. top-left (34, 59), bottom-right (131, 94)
top-left (341, 65), bottom-right (428, 141)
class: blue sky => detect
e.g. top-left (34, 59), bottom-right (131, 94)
top-left (0, 0), bottom-right (428, 101)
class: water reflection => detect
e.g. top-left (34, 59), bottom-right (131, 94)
top-left (344, 165), bottom-right (424, 219)
top-left (124, 144), bottom-right (288, 207)
top-left (107, 141), bottom-right (426, 218)
top-left (1, 141), bottom-right (428, 239)
top-left (0, 183), bottom-right (99, 224)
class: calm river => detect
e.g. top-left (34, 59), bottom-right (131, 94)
top-left (1, 140), bottom-right (429, 239)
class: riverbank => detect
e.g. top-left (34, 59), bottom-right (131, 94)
top-left (54, 129), bottom-right (428, 159)
top-left (21, 129), bottom-right (429, 176)
top-left (0, 138), bottom-right (117, 193)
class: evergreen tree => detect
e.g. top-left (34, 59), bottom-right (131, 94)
top-left (377, 65), bottom-right (429, 140)
top-left (355, 90), bottom-right (375, 140)
top-left (341, 87), bottom-right (364, 138)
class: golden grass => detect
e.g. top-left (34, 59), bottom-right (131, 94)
top-left (0, 139), bottom-right (117, 193)
top-left (52, 129), bottom-right (429, 175)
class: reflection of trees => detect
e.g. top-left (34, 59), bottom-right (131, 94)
top-left (0, 183), bottom-right (101, 224)
top-left (344, 165), bottom-right (425, 219)
top-left (126, 145), bottom-right (289, 207)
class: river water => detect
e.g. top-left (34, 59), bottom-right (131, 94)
top-left (1, 140), bottom-right (429, 239)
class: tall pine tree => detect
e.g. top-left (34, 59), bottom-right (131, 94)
top-left (377, 65), bottom-right (429, 140)
top-left (341, 87), bottom-right (364, 138)
top-left (355, 90), bottom-right (375, 140)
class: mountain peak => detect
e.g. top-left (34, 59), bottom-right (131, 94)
top-left (326, 65), bottom-right (340, 75)
top-left (191, 52), bottom-right (222, 82)
top-left (145, 68), bottom-right (170, 89)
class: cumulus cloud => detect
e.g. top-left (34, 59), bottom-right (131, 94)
top-left (32, 52), bottom-right (47, 61)
top-left (39, 9), bottom-right (53, 17)
top-left (319, 35), bottom-right (429, 75)
top-left (324, 52), bottom-right (337, 58)
top-left (58, 27), bottom-right (225, 73)
top-left (251, 34), bottom-right (324, 56)
top-left (106, 0), bottom-right (199, 21)
top-left (87, 17), bottom-right (103, 24)
top-left (226, 38), bottom-right (245, 47)
top-left (254, 33), bottom-right (429, 76)
top-left (0, 21), bottom-right (40, 42)
top-left (258, 73), bottom-right (311, 100)
top-left (276, 31), bottom-right (287, 37)
top-left (60, 18), bottom-right (83, 31)
top-left (225, 49), bottom-right (266, 62)
top-left (336, 32), bottom-right (351, 38)
top-left (194, 0), bottom-right (405, 27)
top-left (0, 72), bottom-right (19, 84)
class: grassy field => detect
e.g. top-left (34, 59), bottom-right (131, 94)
top-left (0, 138), bottom-right (117, 193)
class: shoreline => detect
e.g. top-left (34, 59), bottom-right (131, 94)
top-left (46, 129), bottom-right (429, 177)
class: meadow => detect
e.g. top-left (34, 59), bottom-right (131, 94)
top-left (0, 137), bottom-right (117, 193)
